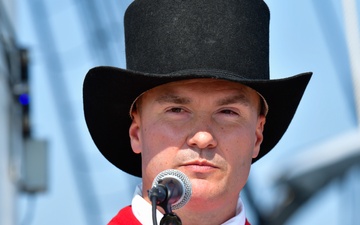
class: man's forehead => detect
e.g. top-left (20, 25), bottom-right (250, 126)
top-left (153, 92), bottom-right (251, 106)
top-left (144, 79), bottom-right (257, 105)
top-left (130, 78), bottom-right (269, 116)
top-left (152, 79), bottom-right (269, 115)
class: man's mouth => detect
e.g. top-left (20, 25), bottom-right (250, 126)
top-left (181, 160), bottom-right (218, 173)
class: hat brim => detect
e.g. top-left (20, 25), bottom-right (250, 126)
top-left (83, 66), bottom-right (312, 177)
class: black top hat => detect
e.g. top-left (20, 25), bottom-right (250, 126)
top-left (83, 0), bottom-right (312, 177)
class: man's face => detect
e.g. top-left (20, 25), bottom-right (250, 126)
top-left (129, 78), bottom-right (265, 211)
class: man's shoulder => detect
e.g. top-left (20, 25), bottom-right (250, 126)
top-left (108, 205), bottom-right (141, 225)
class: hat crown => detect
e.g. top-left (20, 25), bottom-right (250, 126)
top-left (124, 0), bottom-right (270, 79)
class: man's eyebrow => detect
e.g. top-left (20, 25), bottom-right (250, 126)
top-left (216, 94), bottom-right (250, 106)
top-left (155, 94), bottom-right (191, 104)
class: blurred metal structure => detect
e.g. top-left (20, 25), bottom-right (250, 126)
top-left (245, 0), bottom-right (360, 224)
top-left (24, 0), bottom-right (103, 224)
top-left (342, 0), bottom-right (360, 124)
top-left (0, 0), bottom-right (23, 224)
top-left (244, 129), bottom-right (360, 225)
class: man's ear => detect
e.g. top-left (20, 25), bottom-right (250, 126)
top-left (253, 115), bottom-right (266, 158)
top-left (129, 111), bottom-right (142, 154)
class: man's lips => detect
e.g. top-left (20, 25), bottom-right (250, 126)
top-left (180, 160), bottom-right (219, 172)
top-left (183, 160), bottom-right (217, 167)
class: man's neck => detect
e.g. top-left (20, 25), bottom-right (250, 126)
top-left (133, 183), bottom-right (247, 225)
top-left (173, 197), bottom-right (238, 225)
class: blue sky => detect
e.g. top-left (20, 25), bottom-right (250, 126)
top-left (15, 0), bottom-right (359, 224)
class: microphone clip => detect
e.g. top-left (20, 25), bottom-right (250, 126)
top-left (160, 212), bottom-right (182, 225)
top-left (149, 179), bottom-right (180, 214)
top-left (148, 169), bottom-right (191, 225)
top-left (148, 180), bottom-right (182, 225)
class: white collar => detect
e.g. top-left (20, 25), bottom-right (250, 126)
top-left (131, 183), bottom-right (247, 225)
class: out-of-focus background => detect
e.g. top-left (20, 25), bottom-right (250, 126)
top-left (1, 0), bottom-right (359, 224)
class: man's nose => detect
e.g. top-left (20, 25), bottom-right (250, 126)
top-left (187, 129), bottom-right (218, 150)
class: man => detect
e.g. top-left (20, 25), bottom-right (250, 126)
top-left (83, 0), bottom-right (312, 224)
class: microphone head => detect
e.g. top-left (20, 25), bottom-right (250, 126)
top-left (152, 169), bottom-right (192, 210)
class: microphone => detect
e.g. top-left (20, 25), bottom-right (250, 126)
top-left (150, 169), bottom-right (192, 211)
top-left (148, 169), bottom-right (192, 225)
top-left (149, 169), bottom-right (192, 212)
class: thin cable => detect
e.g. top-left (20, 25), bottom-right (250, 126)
top-left (151, 195), bottom-right (158, 225)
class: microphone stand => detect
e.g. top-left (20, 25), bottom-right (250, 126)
top-left (159, 213), bottom-right (182, 225)
top-left (148, 185), bottom-right (182, 225)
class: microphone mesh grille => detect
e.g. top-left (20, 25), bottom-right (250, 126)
top-left (152, 169), bottom-right (192, 210)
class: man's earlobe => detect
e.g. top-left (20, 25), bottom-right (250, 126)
top-left (129, 113), bottom-right (142, 154)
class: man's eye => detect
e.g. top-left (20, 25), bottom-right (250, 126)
top-left (220, 109), bottom-right (238, 115)
top-left (168, 107), bottom-right (183, 113)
